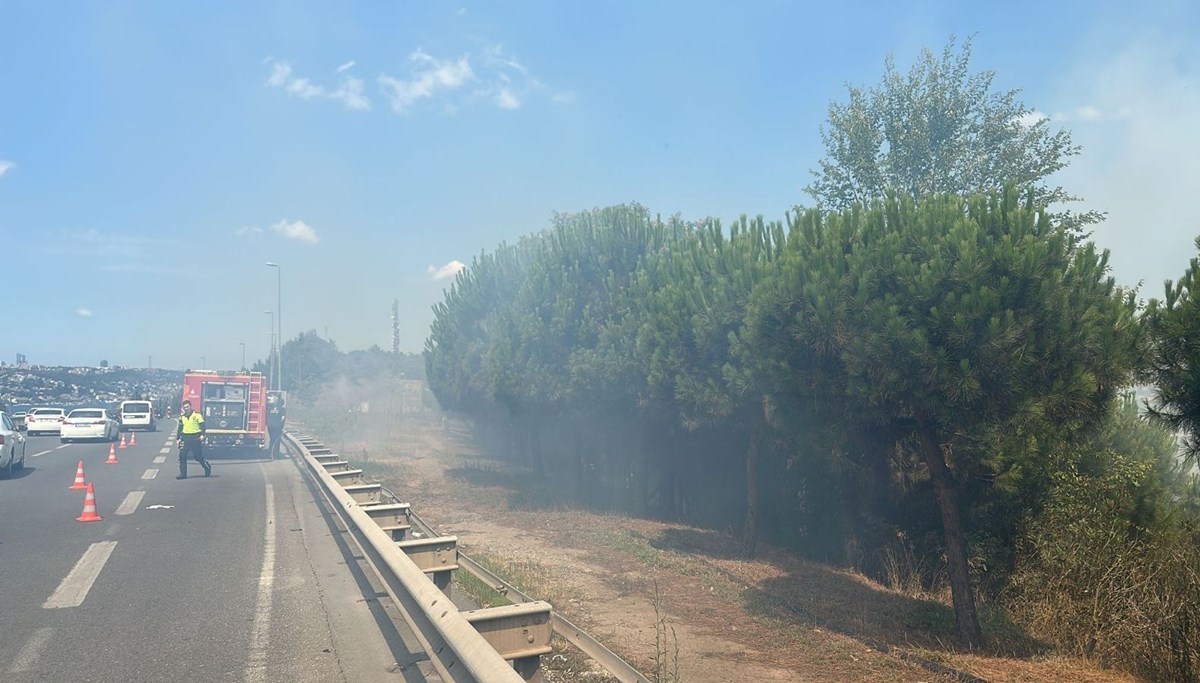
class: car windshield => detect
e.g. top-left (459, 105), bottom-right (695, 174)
top-left (33, 408), bottom-right (63, 416)
top-left (123, 402), bottom-right (152, 413)
top-left (69, 410), bottom-right (105, 419)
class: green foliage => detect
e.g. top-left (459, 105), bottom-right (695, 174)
top-left (806, 36), bottom-right (1099, 230)
top-left (1007, 400), bottom-right (1200, 681)
top-left (1142, 234), bottom-right (1200, 462)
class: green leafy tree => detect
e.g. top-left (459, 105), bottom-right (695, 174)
top-left (1142, 235), bottom-right (1200, 462)
top-left (750, 189), bottom-right (1138, 646)
top-left (806, 36), bottom-right (1099, 230)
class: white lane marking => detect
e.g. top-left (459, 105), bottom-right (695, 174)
top-left (30, 449), bottom-right (52, 458)
top-left (153, 456), bottom-right (166, 464)
top-left (8, 627), bottom-right (55, 673)
top-left (159, 447), bottom-right (171, 454)
top-left (244, 482), bottom-right (276, 683)
top-left (55, 444), bottom-right (70, 450)
top-left (115, 491), bottom-right (145, 515)
top-left (43, 541), bottom-right (118, 609)
top-left (141, 469), bottom-right (158, 480)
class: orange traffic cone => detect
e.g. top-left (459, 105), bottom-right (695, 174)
top-left (119, 433), bottom-right (127, 449)
top-left (69, 460), bottom-right (87, 490)
top-left (105, 444), bottom-right (119, 464)
top-left (77, 483), bottom-right (103, 522)
top-left (130, 431), bottom-right (137, 446)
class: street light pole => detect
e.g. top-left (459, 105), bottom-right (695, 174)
top-left (265, 311), bottom-right (275, 388)
top-left (266, 262), bottom-right (281, 391)
top-left (200, 355), bottom-right (206, 370)
top-left (239, 342), bottom-right (246, 371)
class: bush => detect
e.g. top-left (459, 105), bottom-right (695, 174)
top-left (1007, 462), bottom-right (1200, 682)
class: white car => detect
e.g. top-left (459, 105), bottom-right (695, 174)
top-left (0, 412), bottom-right (27, 477)
top-left (25, 407), bottom-right (66, 436)
top-left (61, 408), bottom-right (120, 443)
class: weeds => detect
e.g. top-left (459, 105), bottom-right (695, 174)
top-left (651, 580), bottom-right (681, 683)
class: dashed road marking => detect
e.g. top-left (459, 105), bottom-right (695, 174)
top-left (142, 469), bottom-right (158, 480)
top-left (8, 627), bottom-right (54, 673)
top-left (153, 456), bottom-right (166, 464)
top-left (43, 541), bottom-right (117, 609)
top-left (115, 491), bottom-right (145, 515)
top-left (55, 444), bottom-right (70, 450)
top-left (30, 450), bottom-right (52, 458)
top-left (244, 480), bottom-right (276, 683)
top-left (160, 447), bottom-right (171, 454)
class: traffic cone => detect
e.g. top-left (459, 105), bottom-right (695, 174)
top-left (76, 483), bottom-right (103, 522)
top-left (130, 431), bottom-right (137, 446)
top-left (69, 460), bottom-right (87, 490)
top-left (106, 443), bottom-right (119, 464)
top-left (119, 433), bottom-right (127, 449)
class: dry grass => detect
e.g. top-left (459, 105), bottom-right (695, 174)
top-left (299, 399), bottom-right (1147, 683)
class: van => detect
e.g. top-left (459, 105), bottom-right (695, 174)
top-left (119, 400), bottom-right (157, 432)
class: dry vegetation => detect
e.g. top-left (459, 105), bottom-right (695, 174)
top-left (293, 386), bottom-right (1148, 683)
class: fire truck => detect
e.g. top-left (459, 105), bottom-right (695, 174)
top-left (181, 370), bottom-right (268, 448)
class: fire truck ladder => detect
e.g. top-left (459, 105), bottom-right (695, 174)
top-left (248, 374), bottom-right (263, 432)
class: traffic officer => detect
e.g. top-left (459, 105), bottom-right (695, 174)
top-left (176, 399), bottom-right (212, 479)
top-left (266, 392), bottom-right (286, 459)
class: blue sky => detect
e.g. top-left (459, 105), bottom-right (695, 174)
top-left (1, 1), bottom-right (1197, 370)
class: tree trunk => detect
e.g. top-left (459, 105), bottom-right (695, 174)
top-left (742, 425), bottom-right (761, 559)
top-left (670, 430), bottom-right (686, 521)
top-left (917, 419), bottom-right (984, 648)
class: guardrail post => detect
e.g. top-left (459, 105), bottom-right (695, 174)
top-left (396, 536), bottom-right (459, 592)
top-left (463, 602), bottom-right (553, 683)
top-left (362, 502), bottom-right (412, 540)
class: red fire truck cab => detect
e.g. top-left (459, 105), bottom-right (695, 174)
top-left (181, 370), bottom-right (267, 448)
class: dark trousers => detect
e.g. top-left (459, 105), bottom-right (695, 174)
top-left (268, 426), bottom-right (283, 459)
top-left (179, 435), bottom-right (211, 477)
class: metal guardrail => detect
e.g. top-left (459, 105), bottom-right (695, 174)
top-left (405, 510), bottom-right (652, 683)
top-left (285, 432), bottom-right (548, 683)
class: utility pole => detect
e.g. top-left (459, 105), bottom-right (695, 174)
top-left (392, 299), bottom-right (400, 354)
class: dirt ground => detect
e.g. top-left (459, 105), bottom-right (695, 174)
top-left (296, 402), bottom-right (1141, 683)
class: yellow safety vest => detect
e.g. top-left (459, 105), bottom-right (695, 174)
top-left (180, 412), bottom-right (205, 434)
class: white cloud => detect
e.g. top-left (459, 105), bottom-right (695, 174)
top-left (0, 160), bottom-right (13, 177)
top-left (1049, 105), bottom-right (1132, 123)
top-left (456, 7), bottom-right (467, 16)
top-left (551, 91), bottom-right (577, 105)
top-left (1016, 110), bottom-right (1048, 127)
top-left (269, 219), bottom-right (320, 245)
top-left (337, 60), bottom-right (356, 73)
top-left (1050, 35), bottom-right (1200, 293)
top-left (379, 44), bottom-right (561, 115)
top-left (427, 260), bottom-right (466, 280)
top-left (495, 88), bottom-right (520, 110)
top-left (76, 308), bottom-right (93, 318)
top-left (331, 77), bottom-right (370, 110)
top-left (379, 51), bottom-right (474, 113)
top-left (266, 61), bottom-right (291, 87)
top-left (265, 59), bottom-right (371, 111)
top-left (236, 226), bottom-right (264, 237)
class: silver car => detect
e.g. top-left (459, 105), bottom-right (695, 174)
top-left (0, 412), bottom-right (27, 477)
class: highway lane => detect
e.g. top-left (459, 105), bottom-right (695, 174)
top-left (0, 429), bottom-right (433, 682)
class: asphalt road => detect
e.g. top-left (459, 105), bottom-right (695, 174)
top-left (0, 428), bottom-right (437, 682)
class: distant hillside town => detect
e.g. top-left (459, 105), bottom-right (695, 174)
top-left (0, 363), bottom-right (183, 413)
